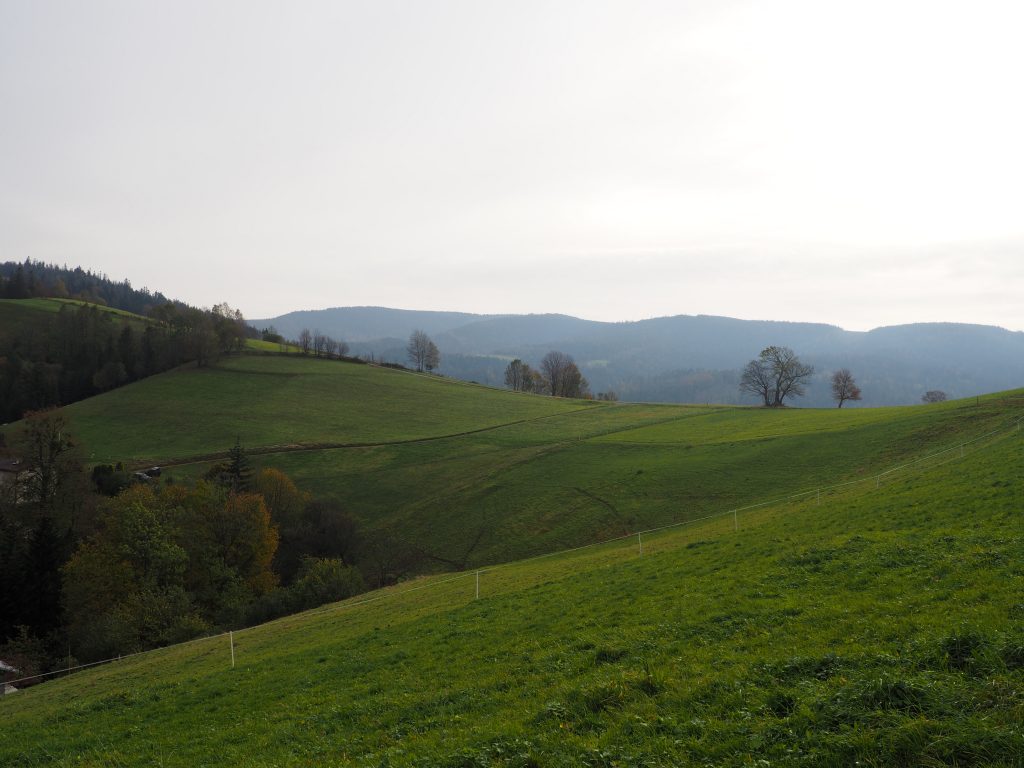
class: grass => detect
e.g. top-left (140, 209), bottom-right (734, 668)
top-left (0, 298), bottom-right (150, 346)
top-left (244, 339), bottom-right (301, 353)
top-left (56, 353), bottom-right (1024, 566)
top-left (62, 355), bottom-right (590, 465)
top-left (2, 410), bottom-right (1022, 766)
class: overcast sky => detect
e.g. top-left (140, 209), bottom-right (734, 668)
top-left (2, 1), bottom-right (1023, 330)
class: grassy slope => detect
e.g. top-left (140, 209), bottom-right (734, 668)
top-left (0, 298), bottom-right (150, 345)
top-left (2, 414), bottom-right (1022, 766)
top-left (57, 353), bottom-right (1024, 566)
top-left (62, 355), bottom-right (590, 464)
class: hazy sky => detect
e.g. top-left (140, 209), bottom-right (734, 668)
top-left (2, 1), bottom-right (1023, 330)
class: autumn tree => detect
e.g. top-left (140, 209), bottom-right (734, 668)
top-left (831, 368), bottom-right (862, 408)
top-left (255, 468), bottom-right (309, 532)
top-left (63, 485), bottom-right (202, 659)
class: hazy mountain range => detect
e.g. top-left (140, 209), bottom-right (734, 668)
top-left (252, 307), bottom-right (1024, 407)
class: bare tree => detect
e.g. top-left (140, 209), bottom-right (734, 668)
top-left (407, 330), bottom-right (438, 372)
top-left (298, 328), bottom-right (312, 355)
top-left (739, 358), bottom-right (773, 407)
top-left (424, 340), bottom-right (440, 372)
top-left (561, 362), bottom-right (590, 398)
top-left (504, 359), bottom-right (530, 391)
top-left (739, 346), bottom-right (814, 407)
top-left (312, 329), bottom-right (328, 357)
top-left (831, 368), bottom-right (862, 408)
top-left (922, 390), bottom-right (947, 403)
top-left (337, 340), bottom-right (350, 358)
top-left (324, 337), bottom-right (339, 358)
top-left (539, 351), bottom-right (590, 398)
top-left (540, 351), bottom-right (573, 396)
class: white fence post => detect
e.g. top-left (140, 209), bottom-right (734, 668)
top-left (638, 532), bottom-right (643, 556)
top-left (733, 509), bottom-right (738, 531)
top-left (229, 631), bottom-right (235, 669)
top-left (475, 570), bottom-right (480, 600)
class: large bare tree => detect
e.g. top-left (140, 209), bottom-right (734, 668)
top-left (831, 368), bottom-right (862, 408)
top-left (540, 351), bottom-right (573, 396)
top-left (739, 346), bottom-right (814, 407)
top-left (540, 351), bottom-right (589, 398)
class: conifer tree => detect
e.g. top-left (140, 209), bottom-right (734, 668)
top-left (226, 437), bottom-right (252, 492)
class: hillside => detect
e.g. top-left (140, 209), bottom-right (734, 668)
top-left (0, 297), bottom-right (150, 344)
top-left (253, 306), bottom-right (1024, 407)
top-left (3, 390), bottom-right (1022, 766)
top-left (55, 353), bottom-right (1024, 570)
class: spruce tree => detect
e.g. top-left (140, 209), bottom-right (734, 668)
top-left (226, 436), bottom-right (252, 492)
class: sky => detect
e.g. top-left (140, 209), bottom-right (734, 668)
top-left (2, 0), bottom-right (1023, 331)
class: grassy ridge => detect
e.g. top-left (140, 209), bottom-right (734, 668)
top-left (3, 417), bottom-right (1022, 766)
top-left (63, 355), bottom-right (589, 465)
top-left (57, 354), bottom-right (1024, 566)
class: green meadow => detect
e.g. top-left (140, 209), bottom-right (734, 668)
top-left (2, 401), bottom-right (1022, 766)
top-left (57, 354), bottom-right (1024, 566)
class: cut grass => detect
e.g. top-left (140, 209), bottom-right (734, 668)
top-left (3, 416), bottom-right (1022, 766)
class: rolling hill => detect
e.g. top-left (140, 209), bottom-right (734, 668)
top-left (253, 306), bottom-right (1024, 407)
top-left (2, 364), bottom-right (1022, 766)
top-left (51, 352), bottom-right (1024, 569)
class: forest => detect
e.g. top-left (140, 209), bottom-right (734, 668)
top-left (0, 260), bottom-right (254, 423)
top-left (0, 411), bottom-right (367, 682)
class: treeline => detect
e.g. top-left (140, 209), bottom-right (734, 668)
top-left (0, 302), bottom-right (250, 423)
top-left (0, 411), bottom-right (427, 680)
top-left (504, 352), bottom-right (617, 400)
top-left (0, 259), bottom-right (177, 315)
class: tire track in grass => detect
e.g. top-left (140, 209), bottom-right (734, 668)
top-left (133, 405), bottom-right (603, 470)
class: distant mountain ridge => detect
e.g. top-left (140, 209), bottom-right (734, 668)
top-left (252, 306), bottom-right (1024, 407)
